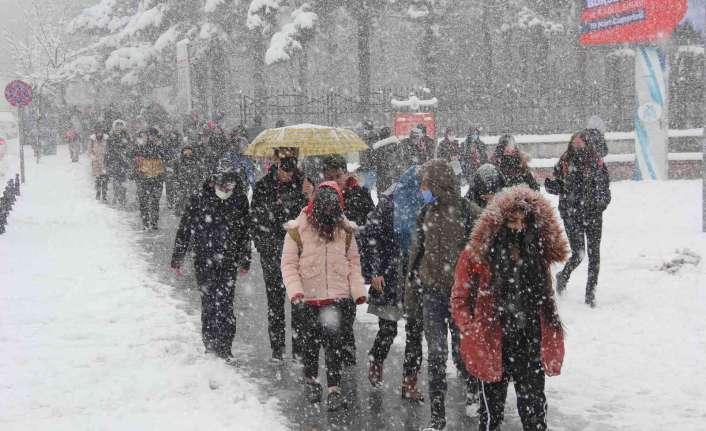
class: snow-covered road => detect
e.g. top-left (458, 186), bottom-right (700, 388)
top-left (0, 147), bottom-right (286, 430)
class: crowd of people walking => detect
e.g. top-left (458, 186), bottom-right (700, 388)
top-left (70, 113), bottom-right (611, 431)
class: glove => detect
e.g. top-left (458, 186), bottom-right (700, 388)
top-left (171, 265), bottom-right (184, 277)
top-left (291, 292), bottom-right (305, 304)
top-left (355, 296), bottom-right (367, 305)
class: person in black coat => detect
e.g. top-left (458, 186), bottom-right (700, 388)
top-left (173, 146), bottom-right (204, 216)
top-left (360, 166), bottom-right (426, 402)
top-left (170, 165), bottom-right (251, 362)
top-left (131, 128), bottom-right (169, 230)
top-left (106, 120), bottom-right (132, 207)
top-left (545, 130), bottom-right (611, 307)
top-left (492, 134), bottom-right (539, 190)
top-left (251, 148), bottom-right (307, 361)
top-left (460, 127), bottom-right (489, 181)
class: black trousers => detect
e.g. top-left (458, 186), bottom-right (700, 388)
top-left (137, 177), bottom-right (163, 229)
top-left (340, 298), bottom-right (357, 365)
top-left (260, 249), bottom-right (304, 357)
top-left (199, 271), bottom-right (237, 357)
top-left (95, 175), bottom-right (108, 200)
top-left (369, 317), bottom-right (424, 378)
top-left (478, 360), bottom-right (547, 431)
top-left (300, 300), bottom-right (352, 388)
top-left (112, 177), bottom-right (127, 206)
top-left (560, 214), bottom-right (603, 299)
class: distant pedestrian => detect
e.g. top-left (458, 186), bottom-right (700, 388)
top-left (88, 128), bottom-right (109, 202)
top-left (106, 120), bottom-right (131, 207)
top-left (460, 127), bottom-right (488, 181)
top-left (132, 128), bottom-right (168, 230)
top-left (64, 128), bottom-right (81, 162)
top-left (492, 134), bottom-right (538, 190)
top-left (545, 130), bottom-right (611, 307)
top-left (173, 146), bottom-right (204, 216)
top-left (452, 186), bottom-right (568, 431)
top-left (171, 163), bottom-right (251, 363)
top-left (281, 181), bottom-right (367, 411)
top-left (465, 163), bottom-right (506, 208)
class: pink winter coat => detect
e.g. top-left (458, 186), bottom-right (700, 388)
top-left (281, 211), bottom-right (367, 303)
top-left (88, 134), bottom-right (108, 176)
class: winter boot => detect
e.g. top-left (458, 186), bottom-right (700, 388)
top-left (585, 292), bottom-right (596, 308)
top-left (326, 386), bottom-right (345, 411)
top-left (555, 271), bottom-right (568, 295)
top-left (465, 386), bottom-right (479, 417)
top-left (422, 394), bottom-right (446, 431)
top-left (368, 360), bottom-right (383, 388)
top-left (401, 375), bottom-right (425, 403)
top-left (305, 378), bottom-right (322, 403)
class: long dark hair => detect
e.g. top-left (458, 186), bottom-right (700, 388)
top-left (561, 130), bottom-right (598, 168)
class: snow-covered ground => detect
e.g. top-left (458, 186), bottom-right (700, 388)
top-left (0, 146), bottom-right (286, 431)
top-left (544, 180), bottom-right (706, 430)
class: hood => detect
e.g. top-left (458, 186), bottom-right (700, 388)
top-left (393, 165), bottom-right (424, 252)
top-left (304, 181), bottom-right (345, 217)
top-left (284, 207), bottom-right (357, 233)
top-left (467, 186), bottom-right (569, 266)
top-left (417, 159), bottom-right (459, 203)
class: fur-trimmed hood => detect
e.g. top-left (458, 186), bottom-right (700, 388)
top-left (467, 185), bottom-right (569, 265)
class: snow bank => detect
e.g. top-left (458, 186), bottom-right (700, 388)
top-left (544, 180), bottom-right (706, 430)
top-left (0, 148), bottom-right (287, 431)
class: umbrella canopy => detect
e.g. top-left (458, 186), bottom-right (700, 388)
top-left (243, 124), bottom-right (368, 157)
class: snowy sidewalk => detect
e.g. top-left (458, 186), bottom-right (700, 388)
top-left (0, 148), bottom-right (286, 431)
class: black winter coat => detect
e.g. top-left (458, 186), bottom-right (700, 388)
top-left (545, 157), bottom-right (611, 221)
top-left (171, 182), bottom-right (251, 285)
top-left (250, 167), bottom-right (307, 257)
top-left (344, 181), bottom-right (375, 226)
top-left (174, 155), bottom-right (204, 196)
top-left (105, 130), bottom-right (131, 181)
top-left (361, 193), bottom-right (402, 308)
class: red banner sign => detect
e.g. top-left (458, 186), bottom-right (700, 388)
top-left (394, 112), bottom-right (436, 139)
top-left (580, 0), bottom-right (688, 45)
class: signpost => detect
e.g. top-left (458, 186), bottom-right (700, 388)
top-left (4, 80), bottom-right (33, 184)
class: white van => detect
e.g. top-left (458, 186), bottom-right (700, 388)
top-left (0, 111), bottom-right (18, 139)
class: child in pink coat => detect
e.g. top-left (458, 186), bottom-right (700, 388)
top-left (281, 181), bottom-right (367, 411)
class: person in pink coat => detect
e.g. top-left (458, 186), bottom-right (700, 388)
top-left (281, 181), bottom-right (367, 412)
top-left (88, 129), bottom-right (109, 201)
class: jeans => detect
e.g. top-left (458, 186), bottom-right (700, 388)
top-left (422, 289), bottom-right (465, 398)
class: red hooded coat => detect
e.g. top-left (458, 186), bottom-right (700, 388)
top-left (451, 186), bottom-right (569, 382)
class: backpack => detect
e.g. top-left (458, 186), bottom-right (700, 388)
top-left (287, 228), bottom-right (353, 257)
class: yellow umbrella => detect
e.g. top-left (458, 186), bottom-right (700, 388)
top-left (243, 124), bottom-right (368, 157)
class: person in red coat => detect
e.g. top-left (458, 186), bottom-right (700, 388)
top-left (451, 185), bottom-right (569, 431)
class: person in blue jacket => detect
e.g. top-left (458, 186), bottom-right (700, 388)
top-left (361, 166), bottom-right (426, 402)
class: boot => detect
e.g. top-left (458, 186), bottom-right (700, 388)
top-left (401, 375), bottom-right (425, 403)
top-left (326, 386), bottom-right (345, 411)
top-left (368, 360), bottom-right (383, 388)
top-left (305, 378), bottom-right (322, 403)
top-left (422, 394), bottom-right (446, 431)
top-left (585, 292), bottom-right (596, 308)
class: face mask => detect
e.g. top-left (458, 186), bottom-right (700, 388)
top-left (501, 154), bottom-right (521, 168)
top-left (214, 188), bottom-right (233, 200)
top-left (421, 188), bottom-right (436, 204)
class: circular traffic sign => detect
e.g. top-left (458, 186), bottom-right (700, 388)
top-left (4, 80), bottom-right (33, 108)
